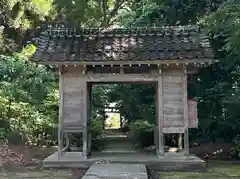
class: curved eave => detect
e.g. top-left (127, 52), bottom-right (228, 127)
top-left (30, 58), bottom-right (216, 66)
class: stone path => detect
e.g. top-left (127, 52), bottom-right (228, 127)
top-left (82, 163), bottom-right (148, 179)
top-left (102, 129), bottom-right (136, 154)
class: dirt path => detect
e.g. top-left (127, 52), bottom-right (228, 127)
top-left (0, 144), bottom-right (87, 178)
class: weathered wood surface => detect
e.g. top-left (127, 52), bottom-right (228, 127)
top-left (163, 94), bottom-right (183, 102)
top-left (58, 67), bottom-right (64, 157)
top-left (163, 106), bottom-right (184, 115)
top-left (86, 73), bottom-right (160, 82)
top-left (162, 65), bottom-right (185, 75)
top-left (63, 66), bottom-right (162, 82)
top-left (60, 65), bottom-right (193, 134)
top-left (163, 88), bottom-right (183, 95)
top-left (87, 83), bottom-right (92, 155)
top-left (163, 127), bottom-right (185, 133)
top-left (157, 65), bottom-right (164, 155)
top-left (163, 115), bottom-right (183, 126)
top-left (62, 71), bottom-right (87, 129)
top-left (162, 68), bottom-right (185, 131)
top-left (188, 99), bottom-right (198, 128)
top-left (163, 75), bottom-right (182, 82)
top-left (163, 70), bottom-right (184, 76)
top-left (183, 65), bottom-right (189, 154)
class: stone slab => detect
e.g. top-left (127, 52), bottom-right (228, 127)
top-left (82, 163), bottom-right (148, 179)
top-left (43, 152), bottom-right (205, 172)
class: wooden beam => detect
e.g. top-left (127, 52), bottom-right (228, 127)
top-left (157, 65), bottom-right (164, 156)
top-left (58, 66), bottom-right (64, 158)
top-left (80, 80), bottom-right (88, 159)
top-left (178, 133), bottom-right (183, 149)
top-left (183, 64), bottom-right (189, 155)
top-left (86, 73), bottom-right (160, 82)
top-left (34, 58), bottom-right (215, 66)
top-left (87, 82), bottom-right (92, 156)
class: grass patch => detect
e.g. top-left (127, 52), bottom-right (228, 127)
top-left (1, 161), bottom-right (240, 179)
top-left (160, 162), bottom-right (240, 179)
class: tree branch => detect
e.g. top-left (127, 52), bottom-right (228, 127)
top-left (100, 0), bottom-right (126, 27)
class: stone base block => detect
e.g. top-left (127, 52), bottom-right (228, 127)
top-left (43, 152), bottom-right (205, 172)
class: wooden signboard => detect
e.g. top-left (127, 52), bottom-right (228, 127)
top-left (188, 99), bottom-right (198, 128)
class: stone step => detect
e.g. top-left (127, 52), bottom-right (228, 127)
top-left (103, 144), bottom-right (133, 149)
top-left (104, 139), bottom-right (129, 145)
top-left (82, 163), bottom-right (148, 179)
top-left (103, 142), bottom-right (133, 148)
top-left (103, 137), bottom-right (132, 149)
top-left (104, 134), bottom-right (128, 140)
top-left (105, 147), bottom-right (133, 151)
top-left (103, 130), bottom-right (135, 153)
top-left (100, 148), bottom-right (137, 154)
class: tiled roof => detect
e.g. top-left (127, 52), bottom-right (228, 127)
top-left (32, 25), bottom-right (214, 64)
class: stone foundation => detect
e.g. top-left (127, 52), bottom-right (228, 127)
top-left (43, 152), bottom-right (205, 172)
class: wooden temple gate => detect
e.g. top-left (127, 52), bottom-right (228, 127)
top-left (32, 25), bottom-right (215, 159)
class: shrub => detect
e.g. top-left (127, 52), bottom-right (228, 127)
top-left (6, 131), bottom-right (24, 146)
top-left (0, 128), bottom-right (6, 140)
top-left (128, 120), bottom-right (155, 149)
top-left (90, 118), bottom-right (105, 151)
top-left (121, 125), bottom-right (129, 133)
top-left (232, 134), bottom-right (240, 158)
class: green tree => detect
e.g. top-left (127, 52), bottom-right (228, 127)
top-left (0, 0), bottom-right (56, 53)
top-left (0, 55), bottom-right (57, 144)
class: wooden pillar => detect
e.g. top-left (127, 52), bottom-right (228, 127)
top-left (157, 65), bottom-right (164, 156)
top-left (80, 80), bottom-right (88, 158)
top-left (178, 133), bottom-right (183, 149)
top-left (120, 115), bottom-right (122, 128)
top-left (183, 65), bottom-right (189, 155)
top-left (87, 82), bottom-right (92, 155)
top-left (58, 66), bottom-right (64, 158)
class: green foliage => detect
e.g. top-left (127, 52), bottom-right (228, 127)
top-left (91, 117), bottom-right (105, 151)
top-left (117, 2), bottom-right (165, 27)
top-left (128, 120), bottom-right (155, 148)
top-left (6, 131), bottom-right (23, 146)
top-left (107, 84), bottom-right (156, 125)
top-left (232, 134), bottom-right (240, 158)
top-left (0, 128), bottom-right (6, 140)
top-left (0, 0), bottom-right (56, 53)
top-left (204, 0), bottom-right (240, 55)
top-left (0, 55), bottom-right (58, 145)
top-left (117, 0), bottom-right (223, 27)
top-left (189, 0), bottom-right (240, 143)
top-left (20, 44), bottom-right (37, 58)
top-left (54, 0), bottom-right (131, 27)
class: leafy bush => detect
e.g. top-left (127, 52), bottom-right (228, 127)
top-left (6, 131), bottom-right (24, 146)
top-left (0, 55), bottom-right (58, 146)
top-left (0, 128), bottom-right (6, 140)
top-left (121, 125), bottom-right (129, 133)
top-left (128, 120), bottom-right (155, 149)
top-left (232, 134), bottom-right (240, 158)
top-left (90, 118), bottom-right (105, 151)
